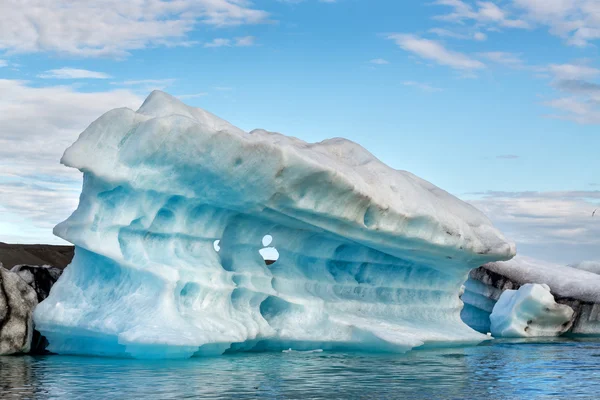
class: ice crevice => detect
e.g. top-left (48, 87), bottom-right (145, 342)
top-left (34, 91), bottom-right (515, 359)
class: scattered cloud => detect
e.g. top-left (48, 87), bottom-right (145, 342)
top-left (120, 79), bottom-right (176, 86)
top-left (387, 34), bottom-right (485, 70)
top-left (542, 63), bottom-right (600, 124)
top-left (479, 51), bottom-right (524, 68)
top-left (468, 190), bottom-right (600, 262)
top-left (473, 32), bottom-right (487, 41)
top-left (234, 36), bottom-right (256, 47)
top-left (204, 36), bottom-right (257, 47)
top-left (513, 0), bottom-right (600, 46)
top-left (38, 67), bottom-right (112, 79)
top-left (433, 0), bottom-right (529, 29)
top-left (113, 79), bottom-right (176, 92)
top-left (0, 0), bottom-right (269, 57)
top-left (0, 79), bottom-right (143, 238)
top-left (553, 79), bottom-right (600, 103)
top-left (496, 154), bottom-right (520, 159)
top-left (429, 28), bottom-right (487, 41)
top-left (401, 80), bottom-right (443, 92)
top-left (434, 1), bottom-right (600, 47)
top-left (204, 38), bottom-right (233, 48)
top-left (176, 92), bottom-right (209, 99)
top-left (544, 97), bottom-right (600, 124)
top-left (278, 0), bottom-right (337, 3)
top-left (370, 58), bottom-right (390, 65)
top-left (548, 63), bottom-right (600, 81)
top-left (0, 60), bottom-right (7, 67)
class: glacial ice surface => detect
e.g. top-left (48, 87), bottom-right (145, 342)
top-left (569, 261), bottom-right (600, 275)
top-left (484, 257), bottom-right (600, 303)
top-left (34, 91), bottom-right (514, 359)
top-left (490, 284), bottom-right (573, 338)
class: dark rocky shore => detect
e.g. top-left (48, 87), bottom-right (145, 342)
top-left (0, 242), bottom-right (73, 270)
top-left (0, 243), bottom-right (72, 355)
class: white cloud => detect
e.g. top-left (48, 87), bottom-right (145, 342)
top-left (401, 81), bottom-right (443, 92)
top-left (434, 1), bottom-right (600, 46)
top-left (0, 0), bottom-right (269, 57)
top-left (370, 58), bottom-right (390, 65)
top-left (113, 79), bottom-right (176, 93)
top-left (548, 63), bottom-right (600, 80)
top-left (0, 60), bottom-right (7, 67)
top-left (544, 97), bottom-right (600, 124)
top-left (0, 79), bottom-right (143, 239)
top-left (205, 38), bottom-right (233, 48)
top-left (468, 190), bottom-right (600, 263)
top-left (473, 32), bottom-right (488, 40)
top-left (234, 36), bottom-right (256, 47)
top-left (480, 51), bottom-right (524, 67)
top-left (176, 92), bottom-right (209, 99)
top-left (388, 34), bottom-right (485, 70)
top-left (120, 79), bottom-right (176, 86)
top-left (513, 0), bottom-right (600, 46)
top-left (434, 0), bottom-right (529, 29)
top-left (204, 36), bottom-right (257, 47)
top-left (429, 28), bottom-right (487, 41)
top-left (38, 67), bottom-right (112, 79)
top-left (542, 63), bottom-right (600, 124)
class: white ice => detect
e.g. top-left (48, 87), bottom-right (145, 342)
top-left (569, 261), bottom-right (600, 275)
top-left (484, 256), bottom-right (600, 303)
top-left (34, 91), bottom-right (514, 359)
top-left (490, 284), bottom-right (573, 338)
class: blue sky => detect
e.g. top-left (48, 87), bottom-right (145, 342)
top-left (0, 0), bottom-right (599, 263)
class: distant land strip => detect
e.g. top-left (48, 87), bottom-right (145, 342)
top-left (0, 243), bottom-right (74, 270)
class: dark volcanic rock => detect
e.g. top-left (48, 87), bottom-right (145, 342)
top-left (10, 265), bottom-right (63, 303)
top-left (0, 267), bottom-right (38, 355)
top-left (0, 244), bottom-right (71, 355)
top-left (0, 243), bottom-right (74, 270)
top-left (9, 265), bottom-right (64, 354)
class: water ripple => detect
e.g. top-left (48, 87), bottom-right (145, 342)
top-left (1, 338), bottom-right (600, 399)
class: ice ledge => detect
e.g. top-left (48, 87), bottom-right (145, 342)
top-left (60, 90), bottom-right (515, 263)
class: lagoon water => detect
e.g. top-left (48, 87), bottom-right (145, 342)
top-left (1, 338), bottom-right (600, 399)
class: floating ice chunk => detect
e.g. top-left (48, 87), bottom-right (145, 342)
top-left (282, 348), bottom-right (323, 353)
top-left (34, 91), bottom-right (514, 359)
top-left (490, 284), bottom-right (574, 338)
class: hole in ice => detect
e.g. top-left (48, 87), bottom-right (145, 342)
top-left (259, 235), bottom-right (278, 265)
top-left (262, 235), bottom-right (273, 247)
top-left (213, 240), bottom-right (220, 252)
top-left (260, 247), bottom-right (279, 265)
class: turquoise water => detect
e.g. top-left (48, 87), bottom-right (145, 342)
top-left (2, 338), bottom-right (600, 399)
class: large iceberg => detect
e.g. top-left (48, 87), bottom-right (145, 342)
top-left (34, 91), bottom-right (514, 359)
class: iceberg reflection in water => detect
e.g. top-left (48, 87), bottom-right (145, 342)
top-left (1, 338), bottom-right (600, 399)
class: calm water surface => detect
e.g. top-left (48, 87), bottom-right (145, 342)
top-left (1, 338), bottom-right (600, 399)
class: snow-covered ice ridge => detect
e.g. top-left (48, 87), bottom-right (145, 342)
top-left (34, 91), bottom-right (515, 359)
top-left (462, 256), bottom-right (600, 336)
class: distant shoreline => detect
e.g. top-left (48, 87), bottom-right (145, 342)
top-left (0, 242), bottom-right (73, 270)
